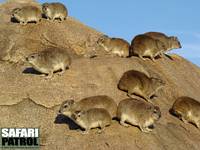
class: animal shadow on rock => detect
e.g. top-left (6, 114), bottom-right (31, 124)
top-left (23, 67), bottom-right (43, 75)
top-left (10, 17), bottom-right (18, 23)
top-left (54, 114), bottom-right (80, 130)
top-left (164, 54), bottom-right (173, 60)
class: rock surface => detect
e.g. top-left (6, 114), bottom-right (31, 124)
top-left (0, 0), bottom-right (200, 150)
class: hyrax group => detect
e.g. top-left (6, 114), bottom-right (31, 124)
top-left (11, 2), bottom-right (200, 134)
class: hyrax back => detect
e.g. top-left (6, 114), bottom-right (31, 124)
top-left (130, 34), bottom-right (166, 61)
top-left (144, 32), bottom-right (182, 52)
top-left (117, 98), bottom-right (161, 133)
top-left (97, 35), bottom-right (130, 57)
top-left (59, 95), bottom-right (117, 118)
top-left (42, 2), bottom-right (68, 22)
top-left (71, 108), bottom-right (111, 134)
top-left (118, 70), bottom-right (165, 103)
top-left (11, 6), bottom-right (42, 25)
top-left (26, 47), bottom-right (71, 78)
top-left (171, 96), bottom-right (200, 128)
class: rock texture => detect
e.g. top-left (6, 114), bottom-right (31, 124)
top-left (0, 0), bottom-right (200, 150)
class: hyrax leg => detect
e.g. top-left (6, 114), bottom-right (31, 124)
top-left (128, 88), bottom-right (152, 103)
top-left (149, 54), bottom-right (156, 62)
top-left (138, 55), bottom-right (146, 61)
top-left (59, 16), bottom-right (65, 22)
top-left (196, 121), bottom-right (200, 129)
top-left (20, 21), bottom-right (27, 25)
top-left (182, 117), bottom-right (189, 124)
top-left (139, 124), bottom-right (152, 133)
top-left (181, 113), bottom-right (191, 124)
top-left (45, 71), bottom-right (54, 79)
top-left (58, 65), bottom-right (66, 75)
top-left (159, 51), bottom-right (165, 57)
top-left (145, 127), bottom-right (153, 132)
top-left (97, 123), bottom-right (106, 134)
top-left (35, 19), bottom-right (41, 24)
top-left (120, 116), bottom-right (131, 127)
top-left (52, 16), bottom-right (58, 22)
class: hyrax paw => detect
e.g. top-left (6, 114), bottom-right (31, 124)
top-left (80, 130), bottom-right (89, 135)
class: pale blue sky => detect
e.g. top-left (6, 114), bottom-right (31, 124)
top-left (36, 0), bottom-right (200, 66)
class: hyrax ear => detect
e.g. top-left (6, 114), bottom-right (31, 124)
top-left (170, 36), bottom-right (178, 41)
top-left (153, 106), bottom-right (161, 117)
top-left (74, 110), bottom-right (84, 117)
top-left (74, 110), bottom-right (81, 115)
top-left (12, 8), bottom-right (20, 13)
top-left (100, 35), bottom-right (109, 40)
top-left (104, 34), bottom-right (109, 38)
top-left (154, 106), bottom-right (160, 112)
top-left (68, 99), bottom-right (75, 105)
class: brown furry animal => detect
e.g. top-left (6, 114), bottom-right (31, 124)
top-left (144, 32), bottom-right (182, 55)
top-left (42, 2), bottom-right (68, 22)
top-left (118, 70), bottom-right (165, 103)
top-left (171, 96), bottom-right (200, 129)
top-left (97, 35), bottom-right (130, 57)
top-left (130, 34), bottom-right (166, 61)
top-left (26, 47), bottom-right (71, 78)
top-left (59, 95), bottom-right (117, 118)
top-left (117, 98), bottom-right (161, 132)
top-left (11, 6), bottom-right (42, 25)
top-left (71, 108), bottom-right (111, 134)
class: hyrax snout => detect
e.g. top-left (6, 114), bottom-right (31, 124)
top-left (118, 70), bottom-right (165, 103)
top-left (97, 35), bottom-right (130, 57)
top-left (71, 108), bottom-right (111, 134)
top-left (11, 6), bottom-right (42, 25)
top-left (144, 32), bottom-right (182, 54)
top-left (59, 95), bottom-right (117, 118)
top-left (117, 98), bottom-right (161, 133)
top-left (26, 47), bottom-right (71, 79)
top-left (130, 34), bottom-right (166, 61)
top-left (170, 96), bottom-right (200, 129)
top-left (42, 2), bottom-right (68, 22)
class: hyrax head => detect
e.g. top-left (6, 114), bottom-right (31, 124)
top-left (71, 110), bottom-right (85, 121)
top-left (152, 106), bottom-right (161, 121)
top-left (11, 8), bottom-right (22, 18)
top-left (97, 35), bottom-right (109, 45)
top-left (58, 100), bottom-right (75, 117)
top-left (169, 36), bottom-right (182, 49)
top-left (26, 53), bottom-right (40, 65)
top-left (42, 3), bottom-right (50, 13)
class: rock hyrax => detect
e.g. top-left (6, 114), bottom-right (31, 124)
top-left (144, 32), bottom-right (182, 55)
top-left (59, 95), bottom-right (117, 118)
top-left (11, 6), bottom-right (42, 25)
top-left (130, 34), bottom-right (166, 61)
top-left (97, 35), bottom-right (130, 57)
top-left (118, 70), bottom-right (165, 103)
top-left (117, 98), bottom-right (161, 132)
top-left (26, 47), bottom-right (71, 78)
top-left (170, 96), bottom-right (200, 128)
top-left (71, 108), bottom-right (111, 134)
top-left (42, 2), bottom-right (68, 22)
